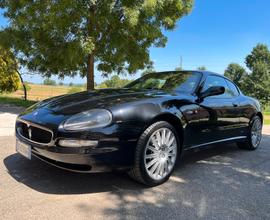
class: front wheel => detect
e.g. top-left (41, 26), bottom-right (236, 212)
top-left (128, 121), bottom-right (179, 186)
top-left (237, 116), bottom-right (262, 150)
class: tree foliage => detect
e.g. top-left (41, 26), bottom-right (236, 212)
top-left (224, 63), bottom-right (246, 89)
top-left (43, 78), bottom-right (57, 86)
top-left (0, 46), bottom-right (20, 93)
top-left (197, 66), bottom-right (206, 71)
top-left (225, 44), bottom-right (270, 106)
top-left (98, 75), bottom-right (132, 88)
top-left (175, 66), bottom-right (182, 71)
top-left (141, 66), bottom-right (155, 76)
top-left (0, 0), bottom-right (194, 89)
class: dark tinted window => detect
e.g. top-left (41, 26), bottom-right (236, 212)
top-left (226, 80), bottom-right (239, 97)
top-left (125, 72), bottom-right (201, 93)
top-left (202, 75), bottom-right (233, 98)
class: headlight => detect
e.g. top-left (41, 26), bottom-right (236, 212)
top-left (63, 109), bottom-right (112, 131)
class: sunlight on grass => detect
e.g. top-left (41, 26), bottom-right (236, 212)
top-left (264, 112), bottom-right (270, 125)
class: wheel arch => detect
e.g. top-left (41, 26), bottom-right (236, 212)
top-left (256, 112), bottom-right (263, 123)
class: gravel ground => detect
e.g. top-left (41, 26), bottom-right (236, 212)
top-left (0, 105), bottom-right (24, 136)
top-left (0, 106), bottom-right (270, 220)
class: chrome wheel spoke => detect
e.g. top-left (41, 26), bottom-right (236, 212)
top-left (151, 138), bottom-right (159, 149)
top-left (144, 127), bottom-right (177, 181)
top-left (156, 132), bottom-right (162, 146)
top-left (145, 152), bottom-right (159, 159)
top-left (167, 144), bottom-right (176, 153)
top-left (165, 131), bottom-right (171, 145)
top-left (149, 160), bottom-right (159, 175)
top-left (146, 158), bottom-right (159, 169)
top-left (159, 162), bottom-right (164, 176)
top-left (148, 145), bottom-right (159, 153)
top-left (167, 152), bottom-right (176, 157)
top-left (161, 129), bottom-right (166, 145)
top-left (167, 136), bottom-right (175, 147)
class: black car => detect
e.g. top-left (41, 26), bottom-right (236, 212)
top-left (15, 71), bottom-right (263, 186)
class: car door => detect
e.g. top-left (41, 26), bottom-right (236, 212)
top-left (197, 75), bottom-right (241, 144)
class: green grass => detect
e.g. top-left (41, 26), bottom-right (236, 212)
top-left (264, 119), bottom-right (270, 125)
top-left (263, 112), bottom-right (270, 125)
top-left (0, 95), bottom-right (37, 108)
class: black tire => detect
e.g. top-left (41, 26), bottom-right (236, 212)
top-left (237, 116), bottom-right (262, 150)
top-left (128, 121), bottom-right (180, 186)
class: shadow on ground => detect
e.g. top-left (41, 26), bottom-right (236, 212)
top-left (3, 134), bottom-right (270, 219)
top-left (0, 105), bottom-right (25, 115)
top-left (4, 136), bottom-right (269, 195)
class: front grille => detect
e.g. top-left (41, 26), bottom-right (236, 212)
top-left (16, 119), bottom-right (53, 145)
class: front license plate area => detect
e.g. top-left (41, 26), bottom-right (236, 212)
top-left (16, 139), bottom-right (31, 160)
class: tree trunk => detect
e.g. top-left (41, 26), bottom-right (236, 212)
top-left (16, 70), bottom-right (27, 100)
top-left (17, 70), bottom-right (27, 100)
top-left (87, 54), bottom-right (95, 90)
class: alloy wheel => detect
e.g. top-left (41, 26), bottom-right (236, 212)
top-left (144, 128), bottom-right (177, 180)
top-left (251, 118), bottom-right (262, 148)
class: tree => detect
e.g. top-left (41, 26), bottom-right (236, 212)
top-left (43, 78), bottom-right (56, 86)
top-left (246, 44), bottom-right (270, 70)
top-left (224, 63), bottom-right (246, 88)
top-left (175, 67), bottom-right (183, 71)
top-left (98, 75), bottom-right (132, 88)
top-left (244, 44), bottom-right (270, 105)
top-left (0, 0), bottom-right (193, 90)
top-left (226, 44), bottom-right (270, 106)
top-left (0, 46), bottom-right (20, 93)
top-left (19, 82), bottom-right (31, 92)
top-left (141, 66), bottom-right (155, 76)
top-left (197, 66), bottom-right (206, 71)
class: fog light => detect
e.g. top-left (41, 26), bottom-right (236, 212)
top-left (58, 139), bottom-right (98, 148)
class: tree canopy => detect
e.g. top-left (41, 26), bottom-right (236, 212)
top-left (0, 0), bottom-right (194, 89)
top-left (224, 43), bottom-right (270, 106)
top-left (43, 78), bottom-right (57, 86)
top-left (0, 46), bottom-right (20, 93)
top-left (224, 63), bottom-right (246, 88)
top-left (197, 66), bottom-right (206, 71)
top-left (98, 75), bottom-right (132, 88)
top-left (141, 66), bottom-right (156, 76)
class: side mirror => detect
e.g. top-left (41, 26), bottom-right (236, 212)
top-left (199, 86), bottom-right (225, 100)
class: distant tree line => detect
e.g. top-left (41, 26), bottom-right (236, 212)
top-left (97, 75), bottom-right (132, 89)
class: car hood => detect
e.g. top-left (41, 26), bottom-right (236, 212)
top-left (27, 89), bottom-right (172, 115)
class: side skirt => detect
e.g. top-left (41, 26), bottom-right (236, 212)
top-left (184, 136), bottom-right (247, 151)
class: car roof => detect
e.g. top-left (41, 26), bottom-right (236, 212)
top-left (154, 70), bottom-right (232, 81)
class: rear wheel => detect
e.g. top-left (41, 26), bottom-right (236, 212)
top-left (237, 116), bottom-right (262, 150)
top-left (128, 121), bottom-right (179, 186)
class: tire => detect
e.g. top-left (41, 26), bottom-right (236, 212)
top-left (128, 121), bottom-right (180, 186)
top-left (237, 115), bottom-right (262, 150)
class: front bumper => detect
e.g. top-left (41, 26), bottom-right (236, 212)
top-left (15, 119), bottom-right (143, 173)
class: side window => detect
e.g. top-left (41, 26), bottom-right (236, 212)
top-left (226, 80), bottom-right (239, 97)
top-left (202, 75), bottom-right (232, 98)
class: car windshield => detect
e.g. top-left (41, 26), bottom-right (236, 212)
top-left (125, 71), bottom-right (201, 93)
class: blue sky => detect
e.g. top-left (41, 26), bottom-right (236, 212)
top-left (1, 0), bottom-right (270, 84)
